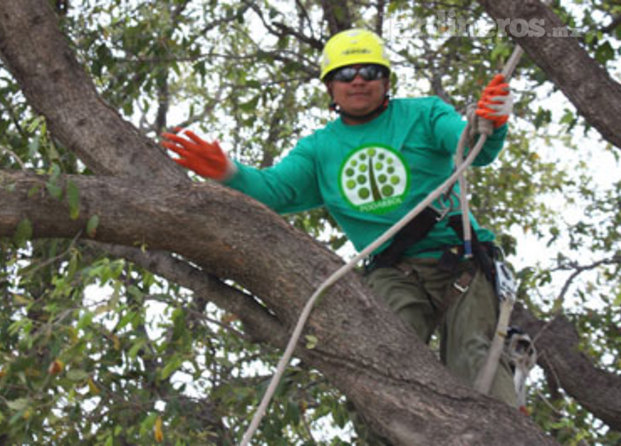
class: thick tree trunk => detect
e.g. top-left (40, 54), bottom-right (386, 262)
top-left (0, 171), bottom-right (557, 444)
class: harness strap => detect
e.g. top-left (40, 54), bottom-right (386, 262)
top-left (435, 266), bottom-right (476, 325)
top-left (369, 206), bottom-right (441, 270)
top-left (446, 214), bottom-right (495, 282)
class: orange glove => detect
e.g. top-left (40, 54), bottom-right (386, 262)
top-left (161, 128), bottom-right (235, 181)
top-left (475, 74), bottom-right (513, 128)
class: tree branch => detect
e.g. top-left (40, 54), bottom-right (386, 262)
top-left (553, 255), bottom-right (621, 305)
top-left (511, 303), bottom-right (621, 429)
top-left (90, 242), bottom-right (288, 347)
top-left (477, 0), bottom-right (621, 149)
top-left (320, 0), bottom-right (353, 34)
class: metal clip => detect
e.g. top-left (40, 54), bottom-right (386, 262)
top-left (430, 188), bottom-right (461, 222)
top-left (494, 260), bottom-right (517, 302)
top-left (452, 280), bottom-right (469, 294)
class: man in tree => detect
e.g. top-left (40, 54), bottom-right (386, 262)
top-left (162, 28), bottom-right (515, 407)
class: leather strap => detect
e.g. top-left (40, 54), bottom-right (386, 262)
top-left (434, 266), bottom-right (476, 326)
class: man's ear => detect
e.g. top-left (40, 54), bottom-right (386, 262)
top-left (325, 81), bottom-right (338, 112)
top-left (324, 80), bottom-right (333, 98)
top-left (383, 78), bottom-right (391, 94)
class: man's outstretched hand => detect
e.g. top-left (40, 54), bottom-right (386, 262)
top-left (161, 128), bottom-right (236, 181)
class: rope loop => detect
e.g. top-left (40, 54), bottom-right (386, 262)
top-left (466, 104), bottom-right (494, 149)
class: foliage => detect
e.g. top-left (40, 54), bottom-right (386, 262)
top-left (0, 0), bottom-right (620, 444)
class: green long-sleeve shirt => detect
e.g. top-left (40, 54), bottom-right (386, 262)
top-left (225, 97), bottom-right (507, 257)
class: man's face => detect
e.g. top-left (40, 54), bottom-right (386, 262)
top-left (327, 64), bottom-right (390, 124)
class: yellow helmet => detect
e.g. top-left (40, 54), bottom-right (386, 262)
top-left (320, 28), bottom-right (391, 81)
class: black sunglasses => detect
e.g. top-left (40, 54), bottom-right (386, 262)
top-left (330, 64), bottom-right (388, 82)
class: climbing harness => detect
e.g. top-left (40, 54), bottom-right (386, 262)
top-left (366, 206), bottom-right (442, 270)
top-left (240, 39), bottom-right (529, 446)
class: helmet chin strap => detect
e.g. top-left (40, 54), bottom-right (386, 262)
top-left (330, 95), bottom-right (390, 123)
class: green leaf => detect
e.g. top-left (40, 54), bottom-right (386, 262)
top-left (46, 182), bottom-right (63, 200)
top-left (28, 139), bottom-right (40, 157)
top-left (12, 293), bottom-right (33, 306)
top-left (239, 95), bottom-right (259, 112)
top-left (86, 214), bottom-right (99, 237)
top-left (285, 399), bottom-right (300, 425)
top-left (8, 318), bottom-right (32, 336)
top-left (533, 107), bottom-right (552, 129)
top-left (66, 180), bottom-right (80, 219)
top-left (127, 284), bottom-right (144, 299)
top-left (26, 116), bottom-right (44, 133)
top-left (305, 334), bottom-right (318, 349)
top-left (140, 413), bottom-right (158, 436)
top-left (49, 163), bottom-right (61, 181)
top-left (66, 369), bottom-right (89, 381)
top-left (13, 218), bottom-right (32, 247)
top-left (595, 41), bottom-right (615, 64)
top-left (117, 310), bottom-right (136, 331)
top-left (160, 355), bottom-right (184, 380)
top-left (128, 338), bottom-right (147, 360)
top-left (6, 398), bottom-right (29, 411)
top-left (47, 143), bottom-right (60, 162)
top-left (332, 400), bottom-right (349, 428)
top-left (77, 311), bottom-right (94, 330)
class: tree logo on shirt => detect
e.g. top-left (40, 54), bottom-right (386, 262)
top-left (339, 144), bottom-right (409, 214)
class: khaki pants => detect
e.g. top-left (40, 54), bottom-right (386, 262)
top-left (365, 257), bottom-right (516, 406)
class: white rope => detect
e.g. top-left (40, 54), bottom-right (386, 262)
top-left (474, 297), bottom-right (515, 394)
top-left (457, 106), bottom-right (494, 258)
